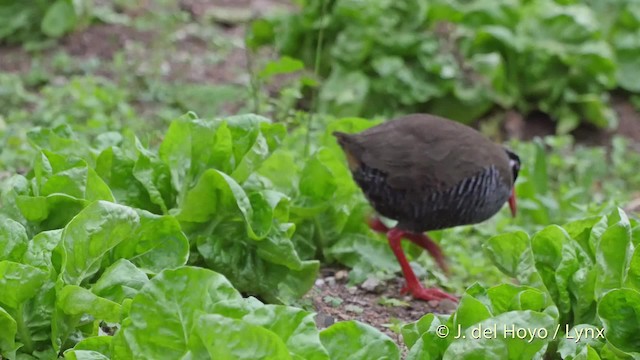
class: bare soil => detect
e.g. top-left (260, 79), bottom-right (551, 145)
top-left (307, 267), bottom-right (457, 353)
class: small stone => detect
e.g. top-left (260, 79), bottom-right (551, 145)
top-left (428, 300), bottom-right (439, 308)
top-left (347, 286), bottom-right (358, 295)
top-left (324, 276), bottom-right (336, 287)
top-left (335, 270), bottom-right (349, 282)
top-left (345, 304), bottom-right (364, 314)
top-left (323, 296), bottom-right (343, 307)
top-left (315, 313), bottom-right (335, 328)
top-left (315, 278), bottom-right (325, 287)
top-left (360, 277), bottom-right (384, 293)
top-left (437, 299), bottom-right (458, 314)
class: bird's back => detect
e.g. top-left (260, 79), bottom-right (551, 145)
top-left (334, 114), bottom-right (513, 232)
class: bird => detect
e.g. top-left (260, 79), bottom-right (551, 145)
top-left (333, 114), bottom-right (521, 302)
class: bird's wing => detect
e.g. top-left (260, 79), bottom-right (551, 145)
top-left (348, 115), bottom-right (503, 191)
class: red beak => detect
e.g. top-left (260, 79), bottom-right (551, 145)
top-left (508, 188), bottom-right (517, 217)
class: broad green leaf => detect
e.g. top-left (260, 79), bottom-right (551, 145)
top-left (73, 335), bottom-right (112, 356)
top-left (23, 229), bottom-right (63, 269)
top-left (402, 314), bottom-right (448, 358)
top-left (557, 324), bottom-right (606, 359)
top-left (259, 56), bottom-right (305, 79)
top-left (57, 285), bottom-right (121, 322)
top-left (212, 299), bottom-right (330, 360)
top-left (197, 220), bottom-right (318, 302)
top-left (0, 218), bottom-right (28, 262)
top-left (159, 115), bottom-right (217, 203)
top-left (96, 147), bottom-right (161, 214)
top-left (92, 259), bottom-right (149, 304)
top-left (110, 211), bottom-right (189, 274)
top-left (485, 284), bottom-right (542, 315)
top-left (190, 314), bottom-right (291, 359)
top-left (597, 288), bottom-right (640, 354)
top-left (485, 231), bottom-right (545, 290)
top-left (453, 294), bottom-right (492, 330)
top-left (132, 138), bottom-right (174, 214)
top-left (625, 247), bottom-right (640, 291)
top-left (531, 225), bottom-right (579, 321)
top-left (177, 169), bottom-right (259, 234)
top-left (594, 209), bottom-right (633, 298)
top-left (118, 267), bottom-right (241, 359)
top-left (41, 165), bottom-right (113, 202)
top-left (41, 0), bottom-right (78, 37)
top-left (0, 261), bottom-right (48, 308)
top-left (442, 310), bottom-right (556, 360)
top-left (60, 201), bottom-right (139, 285)
top-left (15, 196), bottom-right (49, 222)
top-left (64, 350), bottom-right (111, 360)
top-left (320, 320), bottom-right (400, 360)
top-left (0, 306), bottom-right (17, 359)
top-left (228, 117), bottom-right (286, 184)
top-left (325, 233), bottom-right (398, 284)
top-left (299, 153), bottom-right (337, 203)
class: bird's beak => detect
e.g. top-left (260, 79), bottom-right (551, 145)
top-left (508, 188), bottom-right (517, 217)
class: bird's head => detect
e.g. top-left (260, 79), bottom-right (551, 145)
top-left (504, 148), bottom-right (520, 217)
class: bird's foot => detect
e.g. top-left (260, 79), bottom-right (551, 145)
top-left (400, 284), bottom-right (458, 303)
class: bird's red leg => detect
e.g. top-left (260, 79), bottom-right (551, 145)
top-left (368, 217), bottom-right (389, 233)
top-left (387, 228), bottom-right (458, 302)
top-left (369, 217), bottom-right (449, 274)
top-left (404, 233), bottom-right (449, 275)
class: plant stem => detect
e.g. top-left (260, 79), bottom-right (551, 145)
top-left (15, 304), bottom-right (34, 354)
top-left (304, 0), bottom-right (329, 157)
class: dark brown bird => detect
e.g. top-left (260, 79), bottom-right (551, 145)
top-left (333, 114), bottom-right (520, 302)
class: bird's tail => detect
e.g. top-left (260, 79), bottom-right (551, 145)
top-left (332, 131), bottom-right (351, 149)
top-left (332, 131), bottom-right (361, 171)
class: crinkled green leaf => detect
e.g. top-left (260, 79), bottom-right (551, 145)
top-left (403, 313), bottom-right (449, 359)
top-left (212, 298), bottom-right (330, 360)
top-left (320, 320), bottom-right (400, 360)
top-left (594, 209), bottom-right (633, 298)
top-left (531, 225), bottom-right (579, 321)
top-left (17, 193), bottom-right (88, 231)
top-left (96, 147), bottom-right (162, 214)
top-left (454, 293), bottom-right (492, 330)
top-left (64, 350), bottom-right (111, 360)
top-left (197, 223), bottom-right (318, 303)
top-left (557, 324), bottom-right (606, 359)
top-left (132, 139), bottom-right (174, 214)
top-left (442, 310), bottom-right (556, 360)
top-left (60, 201), bottom-right (139, 285)
top-left (110, 211), bottom-right (189, 274)
top-left (0, 306), bottom-right (17, 359)
top-left (117, 267), bottom-right (241, 359)
top-left (625, 247), bottom-right (640, 291)
top-left (92, 259), bottom-right (149, 304)
top-left (0, 218), bottom-right (28, 262)
top-left (189, 314), bottom-right (292, 359)
top-left (23, 229), bottom-right (63, 269)
top-left (485, 231), bottom-right (545, 290)
top-left (597, 288), bottom-right (640, 355)
top-left (177, 169), bottom-right (266, 237)
top-left (57, 285), bottom-right (121, 322)
top-left (73, 335), bottom-right (112, 356)
top-left (0, 261), bottom-right (48, 308)
top-left (41, 0), bottom-right (77, 37)
top-left (159, 115), bottom-right (217, 203)
top-left (487, 284), bottom-right (549, 314)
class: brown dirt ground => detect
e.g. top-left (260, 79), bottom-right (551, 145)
top-left (307, 267), bottom-right (457, 354)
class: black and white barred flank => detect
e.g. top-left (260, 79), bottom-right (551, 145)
top-left (353, 163), bottom-right (512, 233)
